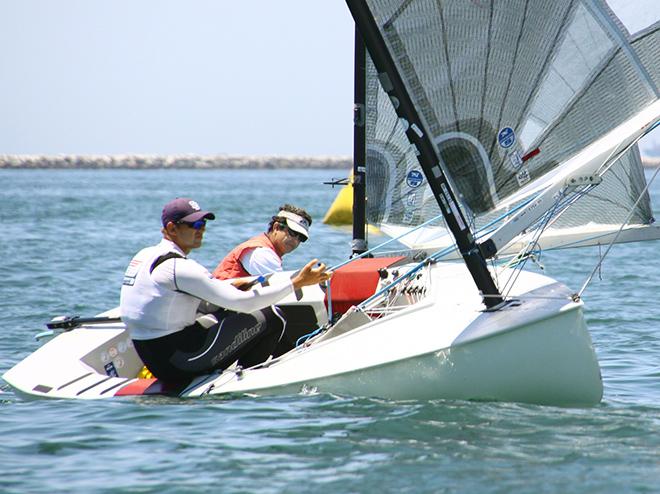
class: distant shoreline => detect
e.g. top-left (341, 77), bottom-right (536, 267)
top-left (643, 156), bottom-right (660, 168)
top-left (0, 154), bottom-right (352, 169)
top-left (1, 154), bottom-right (659, 169)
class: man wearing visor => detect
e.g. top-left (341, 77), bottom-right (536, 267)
top-left (213, 204), bottom-right (313, 280)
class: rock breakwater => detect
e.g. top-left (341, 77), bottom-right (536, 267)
top-left (1, 154), bottom-right (658, 169)
top-left (0, 154), bottom-right (352, 169)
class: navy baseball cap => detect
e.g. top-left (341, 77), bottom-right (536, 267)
top-left (161, 198), bottom-right (216, 227)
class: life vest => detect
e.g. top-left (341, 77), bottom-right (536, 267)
top-left (213, 233), bottom-right (281, 280)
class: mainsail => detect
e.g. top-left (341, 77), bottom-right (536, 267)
top-left (356, 0), bottom-right (660, 256)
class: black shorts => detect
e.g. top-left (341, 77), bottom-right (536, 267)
top-left (133, 306), bottom-right (286, 382)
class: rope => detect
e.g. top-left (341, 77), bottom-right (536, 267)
top-left (597, 120), bottom-right (660, 178)
top-left (329, 212), bottom-right (446, 272)
top-left (296, 328), bottom-right (323, 347)
top-left (578, 161), bottom-right (660, 297)
top-left (500, 188), bottom-right (566, 299)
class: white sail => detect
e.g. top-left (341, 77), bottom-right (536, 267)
top-left (363, 0), bottom-right (660, 256)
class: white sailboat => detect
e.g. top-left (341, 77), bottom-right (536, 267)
top-left (4, 0), bottom-right (659, 405)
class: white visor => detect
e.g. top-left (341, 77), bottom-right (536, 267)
top-left (278, 210), bottom-right (310, 240)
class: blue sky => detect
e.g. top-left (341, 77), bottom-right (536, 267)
top-left (0, 1), bottom-right (657, 157)
top-left (0, 1), bottom-right (355, 156)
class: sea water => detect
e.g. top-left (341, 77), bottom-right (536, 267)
top-left (1, 168), bottom-right (659, 493)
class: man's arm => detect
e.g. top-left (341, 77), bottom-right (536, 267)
top-left (153, 257), bottom-right (330, 313)
top-left (172, 258), bottom-right (293, 313)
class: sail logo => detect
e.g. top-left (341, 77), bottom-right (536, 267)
top-left (498, 127), bottom-right (516, 148)
top-left (406, 170), bottom-right (424, 188)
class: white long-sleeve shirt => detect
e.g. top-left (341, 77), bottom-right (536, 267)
top-left (120, 239), bottom-right (293, 340)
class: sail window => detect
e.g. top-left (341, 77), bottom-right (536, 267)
top-left (435, 132), bottom-right (498, 216)
top-left (605, 0), bottom-right (660, 35)
top-left (519, 3), bottom-right (615, 149)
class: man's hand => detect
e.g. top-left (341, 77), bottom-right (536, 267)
top-left (291, 259), bottom-right (332, 291)
top-left (231, 277), bottom-right (263, 291)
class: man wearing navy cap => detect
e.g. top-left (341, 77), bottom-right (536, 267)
top-left (119, 198), bottom-right (330, 382)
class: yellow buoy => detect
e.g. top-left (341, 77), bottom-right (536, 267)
top-left (323, 173), bottom-right (354, 226)
top-left (323, 171), bottom-right (380, 234)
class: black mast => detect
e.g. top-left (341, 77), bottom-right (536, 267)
top-left (345, 0), bottom-right (502, 308)
top-left (352, 26), bottom-right (368, 256)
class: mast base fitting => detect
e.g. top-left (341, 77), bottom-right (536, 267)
top-left (351, 239), bottom-right (368, 253)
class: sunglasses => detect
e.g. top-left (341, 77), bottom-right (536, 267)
top-left (285, 226), bottom-right (306, 242)
top-left (177, 219), bottom-right (207, 230)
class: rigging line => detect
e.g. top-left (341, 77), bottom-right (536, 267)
top-left (500, 225), bottom-right (545, 297)
top-left (362, 243), bottom-right (457, 312)
top-left (537, 182), bottom-right (593, 222)
top-left (496, 177), bottom-right (647, 256)
top-left (490, 256), bottom-right (500, 289)
top-left (503, 184), bottom-right (591, 249)
top-left (520, 183), bottom-right (595, 233)
top-left (296, 328), bottom-right (323, 347)
top-left (430, 246), bottom-right (459, 263)
top-left (359, 256), bottom-right (438, 310)
top-left (597, 120), bottom-right (659, 177)
top-left (329, 211), bottom-right (447, 272)
top-left (500, 189), bottom-right (566, 298)
top-left (472, 190), bottom-right (543, 240)
top-left (578, 162), bottom-right (660, 297)
top-left (596, 136), bottom-right (638, 177)
top-left (470, 188), bottom-right (555, 247)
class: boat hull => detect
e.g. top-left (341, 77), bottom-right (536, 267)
top-left (187, 268), bottom-right (603, 406)
top-left (267, 307), bottom-right (600, 405)
top-left (192, 312), bottom-right (602, 405)
top-left (3, 264), bottom-right (603, 405)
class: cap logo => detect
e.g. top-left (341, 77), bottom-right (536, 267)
top-left (188, 200), bottom-right (201, 211)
